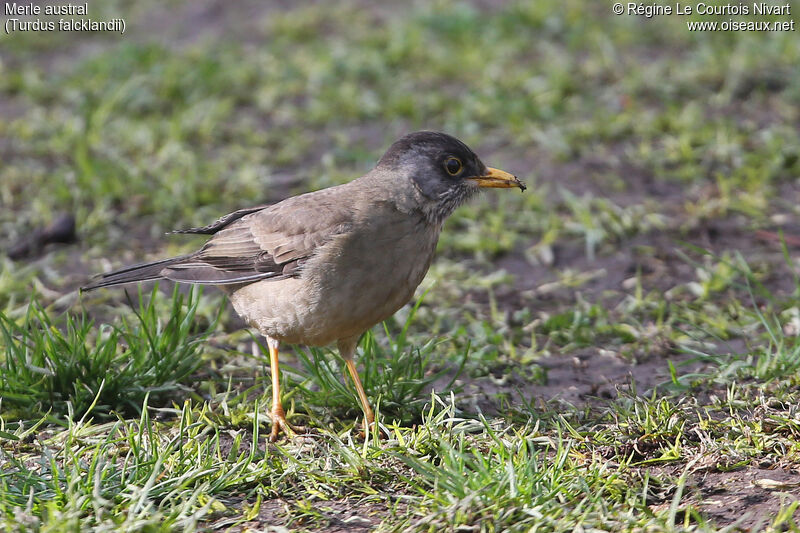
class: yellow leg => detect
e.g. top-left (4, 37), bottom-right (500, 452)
top-left (344, 357), bottom-right (375, 430)
top-left (267, 336), bottom-right (303, 442)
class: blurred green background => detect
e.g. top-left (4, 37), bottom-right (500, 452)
top-left (3, 0), bottom-right (796, 287)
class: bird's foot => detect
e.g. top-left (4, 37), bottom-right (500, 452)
top-left (357, 428), bottom-right (386, 441)
top-left (357, 417), bottom-right (387, 441)
top-left (269, 408), bottom-right (307, 443)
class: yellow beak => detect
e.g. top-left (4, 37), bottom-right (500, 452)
top-left (467, 167), bottom-right (526, 191)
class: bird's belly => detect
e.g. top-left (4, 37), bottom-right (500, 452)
top-left (301, 233), bottom-right (436, 345)
top-left (317, 257), bottom-right (428, 339)
top-left (228, 222), bottom-right (439, 347)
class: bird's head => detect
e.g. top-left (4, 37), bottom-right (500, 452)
top-left (376, 131), bottom-right (525, 222)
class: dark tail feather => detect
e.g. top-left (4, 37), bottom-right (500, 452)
top-left (81, 254), bottom-right (193, 291)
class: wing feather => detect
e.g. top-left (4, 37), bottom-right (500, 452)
top-left (160, 185), bottom-right (355, 285)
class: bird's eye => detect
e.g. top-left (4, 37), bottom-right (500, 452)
top-left (444, 157), bottom-right (463, 176)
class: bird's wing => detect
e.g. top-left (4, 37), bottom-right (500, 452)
top-left (170, 205), bottom-right (270, 235)
top-left (162, 187), bottom-right (355, 285)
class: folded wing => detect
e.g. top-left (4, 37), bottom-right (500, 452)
top-left (83, 186), bottom-right (354, 290)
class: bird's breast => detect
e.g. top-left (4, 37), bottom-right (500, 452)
top-left (302, 213), bottom-right (440, 342)
top-left (229, 211), bottom-right (441, 347)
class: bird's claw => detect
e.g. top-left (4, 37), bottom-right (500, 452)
top-left (268, 408), bottom-right (307, 442)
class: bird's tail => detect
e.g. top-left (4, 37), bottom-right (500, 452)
top-left (81, 254), bottom-right (193, 291)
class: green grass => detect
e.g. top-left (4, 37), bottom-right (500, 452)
top-left (0, 285), bottom-right (215, 422)
top-left (2, 262), bottom-right (798, 531)
top-left (289, 299), bottom-right (468, 425)
top-left (2, 0), bottom-right (800, 530)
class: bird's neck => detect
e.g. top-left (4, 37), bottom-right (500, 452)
top-left (354, 169), bottom-right (464, 227)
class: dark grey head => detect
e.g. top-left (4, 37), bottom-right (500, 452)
top-left (376, 131), bottom-right (525, 222)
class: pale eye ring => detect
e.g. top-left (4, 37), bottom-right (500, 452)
top-left (444, 157), bottom-right (463, 176)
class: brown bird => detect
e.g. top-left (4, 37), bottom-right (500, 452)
top-left (83, 131), bottom-right (525, 441)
